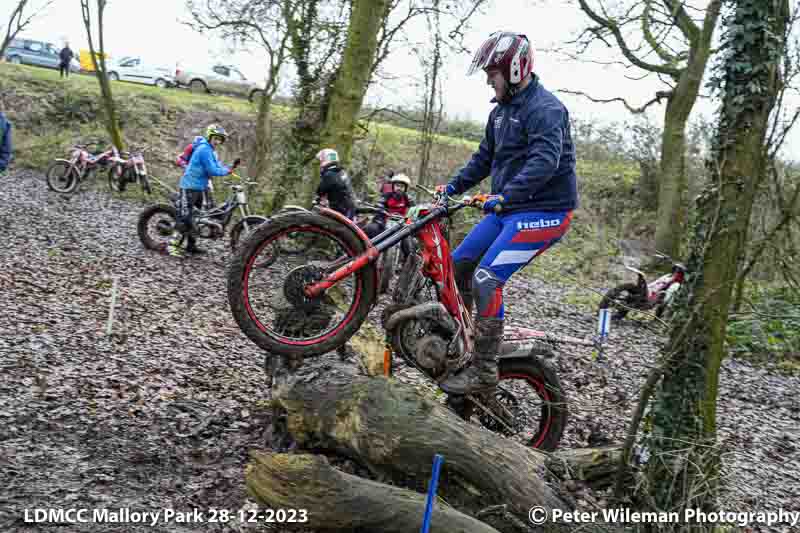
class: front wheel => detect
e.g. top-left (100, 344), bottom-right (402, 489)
top-left (108, 165), bottom-right (126, 193)
top-left (46, 161), bottom-right (79, 194)
top-left (448, 351), bottom-right (567, 452)
top-left (138, 204), bottom-right (177, 251)
top-left (227, 211), bottom-right (378, 359)
top-left (229, 216), bottom-right (268, 250)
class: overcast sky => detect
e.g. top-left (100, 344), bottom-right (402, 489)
top-left (6, 0), bottom-right (800, 161)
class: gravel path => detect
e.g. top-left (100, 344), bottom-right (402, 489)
top-left (1, 170), bottom-right (798, 532)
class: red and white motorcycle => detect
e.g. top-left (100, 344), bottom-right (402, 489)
top-left (599, 252), bottom-right (687, 322)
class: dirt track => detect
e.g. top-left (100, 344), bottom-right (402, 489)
top-left (1, 170), bottom-right (798, 532)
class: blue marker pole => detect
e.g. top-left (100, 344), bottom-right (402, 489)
top-left (420, 454), bottom-right (444, 533)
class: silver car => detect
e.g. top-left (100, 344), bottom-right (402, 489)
top-left (106, 56), bottom-right (175, 88)
top-left (175, 63), bottom-right (264, 102)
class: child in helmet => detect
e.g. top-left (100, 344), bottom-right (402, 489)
top-left (314, 148), bottom-right (356, 220)
top-left (364, 173), bottom-right (415, 258)
top-left (167, 124), bottom-right (239, 256)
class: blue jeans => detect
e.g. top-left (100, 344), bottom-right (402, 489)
top-left (452, 210), bottom-right (573, 318)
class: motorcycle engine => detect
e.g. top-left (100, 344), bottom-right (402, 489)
top-left (197, 218), bottom-right (223, 239)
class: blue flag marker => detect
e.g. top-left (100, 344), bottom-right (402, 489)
top-left (598, 308), bottom-right (610, 339)
top-left (421, 454), bottom-right (444, 533)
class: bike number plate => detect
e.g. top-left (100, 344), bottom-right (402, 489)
top-left (236, 191), bottom-right (247, 204)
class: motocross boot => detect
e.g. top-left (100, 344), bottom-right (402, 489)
top-left (167, 232), bottom-right (184, 257)
top-left (185, 236), bottom-right (207, 255)
top-left (439, 317), bottom-right (502, 395)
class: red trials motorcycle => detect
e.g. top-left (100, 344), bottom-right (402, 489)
top-left (227, 187), bottom-right (607, 450)
top-left (598, 252), bottom-right (687, 322)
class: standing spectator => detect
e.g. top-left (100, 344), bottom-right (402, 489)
top-left (59, 43), bottom-right (74, 79)
top-left (0, 111), bottom-right (12, 174)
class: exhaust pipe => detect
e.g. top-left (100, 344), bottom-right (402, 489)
top-left (384, 302), bottom-right (458, 335)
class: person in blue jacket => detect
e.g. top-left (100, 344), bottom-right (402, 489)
top-left (0, 112), bottom-right (12, 174)
top-left (167, 124), bottom-right (239, 256)
top-left (437, 32), bottom-right (579, 395)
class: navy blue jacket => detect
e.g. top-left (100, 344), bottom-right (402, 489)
top-left (0, 113), bottom-right (11, 172)
top-left (447, 76), bottom-right (578, 212)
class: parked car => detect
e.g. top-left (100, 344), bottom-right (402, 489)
top-left (174, 63), bottom-right (264, 102)
top-left (3, 39), bottom-right (80, 73)
top-left (106, 56), bottom-right (175, 88)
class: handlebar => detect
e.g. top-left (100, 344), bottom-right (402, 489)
top-left (227, 172), bottom-right (258, 187)
top-left (415, 183), bottom-right (503, 214)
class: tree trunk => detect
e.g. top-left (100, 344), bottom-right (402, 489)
top-left (653, 1), bottom-right (722, 260)
top-left (316, 0), bottom-right (390, 193)
top-left (246, 451), bottom-right (503, 533)
top-left (642, 0), bottom-right (789, 527)
top-left (81, 0), bottom-right (124, 150)
top-left (251, 88), bottom-right (272, 182)
top-left (261, 353), bottom-right (569, 530)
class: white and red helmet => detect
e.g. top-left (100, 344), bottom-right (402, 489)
top-left (467, 32), bottom-right (534, 87)
top-left (316, 148), bottom-right (339, 169)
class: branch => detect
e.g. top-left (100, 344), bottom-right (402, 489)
top-left (662, 0), bottom-right (700, 44)
top-left (556, 89), bottom-right (672, 114)
top-left (577, 0), bottom-right (682, 77)
top-left (642, 0), bottom-right (679, 64)
top-left (738, 182), bottom-right (800, 283)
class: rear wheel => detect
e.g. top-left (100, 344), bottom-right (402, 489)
top-left (599, 282), bottom-right (643, 321)
top-left (137, 204), bottom-right (177, 251)
top-left (46, 161), bottom-right (79, 193)
top-left (227, 212), bottom-right (378, 358)
top-left (448, 351), bottom-right (567, 452)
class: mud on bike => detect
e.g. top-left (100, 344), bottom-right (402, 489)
top-left (276, 201), bottom-right (409, 295)
top-left (137, 173), bottom-right (268, 254)
top-left (226, 185), bottom-right (608, 451)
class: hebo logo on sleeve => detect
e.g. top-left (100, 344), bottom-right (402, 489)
top-left (516, 218), bottom-right (562, 230)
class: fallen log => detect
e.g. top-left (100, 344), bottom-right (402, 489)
top-left (246, 451), bottom-right (503, 533)
top-left (266, 353), bottom-right (568, 528)
top-left (546, 446), bottom-right (625, 490)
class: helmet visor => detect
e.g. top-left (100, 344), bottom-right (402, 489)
top-left (466, 33), bottom-right (516, 76)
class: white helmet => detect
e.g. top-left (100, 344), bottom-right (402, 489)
top-left (316, 148), bottom-right (339, 168)
top-left (391, 173), bottom-right (411, 187)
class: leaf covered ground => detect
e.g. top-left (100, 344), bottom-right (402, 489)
top-left (1, 170), bottom-right (798, 532)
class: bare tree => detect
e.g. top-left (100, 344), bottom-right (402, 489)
top-left (1, 0), bottom-right (55, 60)
top-left (624, 0), bottom-right (791, 524)
top-left (80, 0), bottom-right (123, 150)
top-left (564, 0), bottom-right (723, 260)
top-left (185, 0), bottom-right (292, 182)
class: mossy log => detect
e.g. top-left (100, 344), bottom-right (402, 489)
top-left (246, 451), bottom-right (503, 532)
top-left (546, 446), bottom-right (625, 490)
top-left (264, 354), bottom-right (567, 530)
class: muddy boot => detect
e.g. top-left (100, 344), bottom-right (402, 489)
top-left (439, 317), bottom-right (502, 395)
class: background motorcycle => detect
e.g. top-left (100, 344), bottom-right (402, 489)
top-left (598, 251), bottom-right (687, 321)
